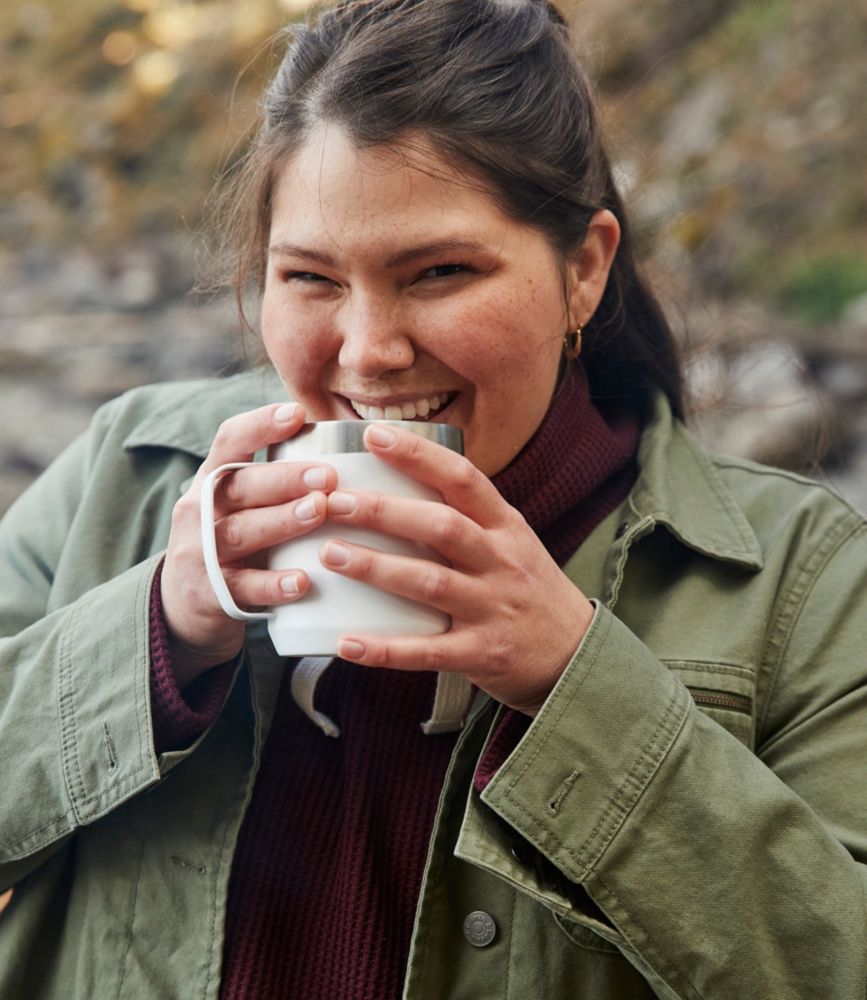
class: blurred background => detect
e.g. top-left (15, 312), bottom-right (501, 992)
top-left (1, 0), bottom-right (866, 516)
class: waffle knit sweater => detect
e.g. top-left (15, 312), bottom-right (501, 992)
top-left (148, 366), bottom-right (641, 999)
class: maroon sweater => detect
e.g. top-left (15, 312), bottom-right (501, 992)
top-left (149, 367), bottom-right (640, 999)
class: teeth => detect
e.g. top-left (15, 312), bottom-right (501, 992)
top-left (348, 392), bottom-right (452, 421)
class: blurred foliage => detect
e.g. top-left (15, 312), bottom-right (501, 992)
top-left (779, 251), bottom-right (867, 325)
top-left (586, 0), bottom-right (867, 322)
top-left (1, 0), bottom-right (865, 324)
top-left (0, 0), bottom-right (305, 251)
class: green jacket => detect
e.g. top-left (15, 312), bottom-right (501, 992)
top-left (1, 370), bottom-right (865, 999)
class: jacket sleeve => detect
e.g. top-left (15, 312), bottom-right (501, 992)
top-left (457, 526), bottom-right (867, 999)
top-left (0, 407), bottom-right (232, 891)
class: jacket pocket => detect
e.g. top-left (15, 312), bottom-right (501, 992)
top-left (663, 661), bottom-right (757, 748)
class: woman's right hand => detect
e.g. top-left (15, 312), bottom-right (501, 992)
top-left (160, 402), bottom-right (337, 688)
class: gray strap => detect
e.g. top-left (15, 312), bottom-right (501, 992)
top-left (290, 657), bottom-right (474, 738)
top-left (421, 672), bottom-right (475, 735)
top-left (290, 657), bottom-right (340, 738)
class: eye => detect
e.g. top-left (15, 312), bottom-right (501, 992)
top-left (420, 263), bottom-right (472, 280)
top-left (284, 271), bottom-right (331, 283)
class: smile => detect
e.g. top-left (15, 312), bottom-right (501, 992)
top-left (344, 391), bottom-right (457, 422)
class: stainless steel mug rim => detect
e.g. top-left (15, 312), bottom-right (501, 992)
top-left (271, 419), bottom-right (463, 456)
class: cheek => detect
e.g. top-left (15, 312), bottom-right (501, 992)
top-left (261, 294), bottom-right (333, 381)
top-left (448, 282), bottom-right (563, 383)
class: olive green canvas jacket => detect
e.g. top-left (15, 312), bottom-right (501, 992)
top-left (1, 370), bottom-right (866, 999)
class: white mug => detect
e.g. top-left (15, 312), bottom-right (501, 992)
top-left (200, 420), bottom-right (464, 656)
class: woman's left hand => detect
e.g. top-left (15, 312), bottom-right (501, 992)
top-left (320, 424), bottom-right (595, 716)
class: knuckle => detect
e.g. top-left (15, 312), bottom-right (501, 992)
top-left (373, 643), bottom-right (391, 667)
top-left (433, 507), bottom-right (464, 547)
top-left (171, 494), bottom-right (195, 527)
top-left (281, 464), bottom-right (301, 495)
top-left (369, 491), bottom-right (387, 521)
top-left (223, 471), bottom-right (244, 504)
top-left (354, 547), bottom-right (373, 575)
top-left (506, 504), bottom-right (528, 530)
top-left (212, 419), bottom-right (236, 449)
top-left (421, 645), bottom-right (445, 672)
top-left (218, 513), bottom-right (244, 551)
top-left (423, 565), bottom-right (450, 604)
top-left (405, 433), bottom-right (424, 460)
top-left (455, 455), bottom-right (481, 491)
top-left (487, 638), bottom-right (514, 672)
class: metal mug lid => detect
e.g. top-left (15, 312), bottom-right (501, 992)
top-left (271, 419), bottom-right (463, 457)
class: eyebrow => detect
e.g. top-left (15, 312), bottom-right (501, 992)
top-left (268, 238), bottom-right (491, 269)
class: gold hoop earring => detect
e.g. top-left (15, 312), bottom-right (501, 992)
top-left (562, 324), bottom-right (583, 360)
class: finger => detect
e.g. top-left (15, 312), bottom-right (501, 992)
top-left (325, 490), bottom-right (492, 569)
top-left (215, 491), bottom-right (328, 562)
top-left (335, 629), bottom-right (474, 673)
top-left (196, 402), bottom-right (307, 481)
top-left (319, 537), bottom-right (478, 615)
top-left (219, 459), bottom-right (338, 515)
top-left (362, 424), bottom-right (508, 528)
top-left (222, 566), bottom-right (311, 610)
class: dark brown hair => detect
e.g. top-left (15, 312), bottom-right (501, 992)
top-left (215, 0), bottom-right (684, 416)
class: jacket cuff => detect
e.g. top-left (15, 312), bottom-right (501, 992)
top-left (149, 560), bottom-right (237, 754)
top-left (465, 602), bottom-right (691, 882)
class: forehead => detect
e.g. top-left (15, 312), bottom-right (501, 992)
top-left (269, 126), bottom-right (516, 253)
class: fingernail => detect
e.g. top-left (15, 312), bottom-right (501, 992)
top-left (365, 425), bottom-right (396, 448)
top-left (275, 403), bottom-right (297, 422)
top-left (295, 496), bottom-right (318, 521)
top-left (322, 540), bottom-right (351, 567)
top-left (339, 639), bottom-right (365, 659)
top-left (328, 491), bottom-right (357, 515)
top-left (280, 574), bottom-right (300, 594)
top-left (302, 466), bottom-right (328, 489)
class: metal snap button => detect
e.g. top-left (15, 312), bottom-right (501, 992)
top-left (463, 910), bottom-right (497, 947)
top-left (614, 521), bottom-right (630, 540)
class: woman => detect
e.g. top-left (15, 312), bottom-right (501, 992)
top-left (1, 1), bottom-right (865, 997)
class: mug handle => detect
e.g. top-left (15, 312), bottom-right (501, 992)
top-left (200, 462), bottom-right (276, 622)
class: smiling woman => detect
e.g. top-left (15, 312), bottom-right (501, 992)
top-left (260, 127), bottom-right (619, 475)
top-left (1, 2), bottom-right (866, 999)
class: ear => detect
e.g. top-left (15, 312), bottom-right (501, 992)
top-left (566, 209), bottom-right (621, 328)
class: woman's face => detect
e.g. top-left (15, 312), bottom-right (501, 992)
top-left (261, 127), bottom-right (580, 476)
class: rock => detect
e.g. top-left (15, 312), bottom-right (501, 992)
top-left (686, 338), bottom-right (833, 472)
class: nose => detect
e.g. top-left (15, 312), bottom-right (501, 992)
top-left (337, 295), bottom-right (415, 379)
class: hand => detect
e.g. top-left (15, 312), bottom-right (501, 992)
top-left (320, 424), bottom-right (595, 715)
top-left (161, 402), bottom-right (338, 688)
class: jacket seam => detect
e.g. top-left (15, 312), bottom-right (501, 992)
top-left (662, 659), bottom-right (753, 676)
top-left (58, 595), bottom-right (85, 823)
top-left (711, 456), bottom-right (867, 518)
top-left (592, 871), bottom-right (702, 1000)
top-left (689, 446), bottom-right (759, 556)
top-left (757, 515), bottom-right (862, 736)
top-left (203, 799), bottom-right (240, 999)
top-left (574, 688), bottom-right (687, 870)
top-left (503, 888), bottom-right (515, 999)
top-left (132, 561), bottom-right (149, 792)
top-left (114, 829), bottom-right (147, 1000)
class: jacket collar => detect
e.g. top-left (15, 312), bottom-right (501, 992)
top-left (122, 369), bottom-right (287, 457)
top-left (123, 369), bottom-right (763, 570)
top-left (629, 393), bottom-right (764, 570)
